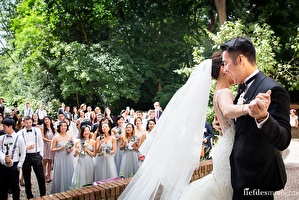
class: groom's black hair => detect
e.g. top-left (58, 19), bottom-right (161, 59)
top-left (220, 36), bottom-right (256, 65)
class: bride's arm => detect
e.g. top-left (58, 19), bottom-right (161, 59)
top-left (217, 89), bottom-right (249, 119)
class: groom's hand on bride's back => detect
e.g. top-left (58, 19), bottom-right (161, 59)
top-left (212, 115), bottom-right (222, 135)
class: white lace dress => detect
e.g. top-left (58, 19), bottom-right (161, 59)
top-left (179, 89), bottom-right (235, 200)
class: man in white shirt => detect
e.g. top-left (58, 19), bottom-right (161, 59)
top-left (0, 118), bottom-right (26, 200)
top-left (36, 104), bottom-right (47, 125)
top-left (23, 102), bottom-right (33, 117)
top-left (18, 116), bottom-right (45, 199)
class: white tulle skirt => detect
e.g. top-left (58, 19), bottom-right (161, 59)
top-left (179, 173), bottom-right (223, 200)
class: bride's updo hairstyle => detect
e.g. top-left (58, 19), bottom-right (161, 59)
top-left (211, 50), bottom-right (223, 80)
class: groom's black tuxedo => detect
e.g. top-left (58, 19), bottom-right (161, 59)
top-left (230, 71), bottom-right (291, 197)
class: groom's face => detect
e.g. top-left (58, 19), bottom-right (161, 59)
top-left (222, 51), bottom-right (244, 84)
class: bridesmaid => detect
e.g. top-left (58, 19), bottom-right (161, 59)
top-left (41, 116), bottom-right (56, 183)
top-left (94, 122), bottom-right (118, 181)
top-left (137, 119), bottom-right (156, 165)
top-left (50, 120), bottom-right (74, 193)
top-left (119, 123), bottom-right (139, 178)
top-left (134, 117), bottom-right (145, 141)
top-left (72, 125), bottom-right (96, 188)
top-left (139, 119), bottom-right (156, 147)
top-left (111, 115), bottom-right (125, 175)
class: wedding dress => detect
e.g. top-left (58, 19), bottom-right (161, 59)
top-left (118, 59), bottom-right (212, 200)
top-left (179, 88), bottom-right (235, 200)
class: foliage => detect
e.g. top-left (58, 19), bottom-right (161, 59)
top-left (190, 20), bottom-right (282, 124)
top-left (275, 28), bottom-right (299, 91)
top-left (0, 0), bottom-right (298, 119)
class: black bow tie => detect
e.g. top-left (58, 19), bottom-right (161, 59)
top-left (6, 134), bottom-right (12, 138)
top-left (238, 73), bottom-right (258, 94)
top-left (27, 129), bottom-right (32, 132)
top-left (234, 73), bottom-right (258, 104)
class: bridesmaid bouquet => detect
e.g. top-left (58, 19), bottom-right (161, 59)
top-left (101, 146), bottom-right (111, 156)
top-left (115, 127), bottom-right (122, 138)
top-left (65, 140), bottom-right (74, 150)
top-left (80, 140), bottom-right (88, 155)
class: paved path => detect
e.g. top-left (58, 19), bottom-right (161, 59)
top-left (9, 139), bottom-right (299, 199)
top-left (275, 138), bottom-right (299, 199)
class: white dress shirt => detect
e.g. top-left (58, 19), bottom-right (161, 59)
top-left (18, 127), bottom-right (44, 157)
top-left (0, 132), bottom-right (26, 168)
top-left (24, 107), bottom-right (33, 117)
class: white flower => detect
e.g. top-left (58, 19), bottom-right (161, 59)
top-left (237, 93), bottom-right (246, 105)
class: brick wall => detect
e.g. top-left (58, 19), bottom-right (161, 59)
top-left (32, 160), bottom-right (213, 200)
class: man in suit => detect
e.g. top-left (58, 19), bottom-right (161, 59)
top-left (153, 102), bottom-right (163, 122)
top-left (202, 121), bottom-right (214, 160)
top-left (220, 36), bottom-right (291, 199)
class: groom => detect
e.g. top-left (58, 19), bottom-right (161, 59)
top-left (220, 36), bottom-right (291, 199)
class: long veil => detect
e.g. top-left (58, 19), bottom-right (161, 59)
top-left (118, 59), bottom-right (212, 200)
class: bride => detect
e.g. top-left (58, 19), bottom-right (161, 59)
top-left (118, 51), bottom-right (251, 200)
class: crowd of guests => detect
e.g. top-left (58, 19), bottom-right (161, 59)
top-left (0, 100), bottom-right (163, 199)
top-left (0, 97), bottom-right (298, 199)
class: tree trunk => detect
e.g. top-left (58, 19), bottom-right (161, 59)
top-left (214, 0), bottom-right (227, 25)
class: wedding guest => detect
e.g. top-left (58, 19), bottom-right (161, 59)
top-left (72, 125), bottom-right (96, 188)
top-left (94, 107), bottom-right (102, 116)
top-left (23, 102), bottom-right (33, 117)
top-left (10, 108), bottom-right (20, 124)
top-left (153, 102), bottom-right (163, 122)
top-left (57, 102), bottom-right (65, 115)
top-left (72, 106), bottom-right (79, 121)
top-left (290, 109), bottom-right (298, 128)
top-left (79, 103), bottom-right (87, 113)
top-left (36, 104), bottom-right (47, 125)
top-left (136, 110), bottom-right (147, 130)
top-left (104, 107), bottom-right (115, 127)
top-left (17, 116), bottom-right (46, 199)
top-left (111, 115), bottom-right (125, 175)
top-left (119, 123), bottom-right (139, 178)
top-left (94, 122), bottom-right (118, 181)
top-left (76, 109), bottom-right (90, 130)
top-left (128, 108), bottom-right (136, 124)
top-left (32, 113), bottom-right (41, 128)
top-left (146, 110), bottom-right (156, 123)
top-left (0, 114), bottom-right (4, 136)
top-left (0, 118), bottom-right (26, 200)
top-left (0, 98), bottom-right (6, 116)
top-left (51, 120), bottom-right (74, 194)
top-left (92, 118), bottom-right (111, 140)
top-left (202, 121), bottom-right (214, 160)
top-left (91, 114), bottom-right (103, 133)
top-left (64, 106), bottom-right (72, 121)
top-left (122, 107), bottom-right (130, 124)
top-left (15, 117), bottom-right (24, 132)
top-left (41, 116), bottom-right (56, 183)
top-left (134, 117), bottom-right (146, 165)
top-left (139, 119), bottom-right (156, 147)
top-left (54, 112), bottom-right (65, 129)
top-left (89, 111), bottom-right (96, 125)
top-left (84, 106), bottom-right (92, 120)
top-left (134, 117), bottom-right (145, 139)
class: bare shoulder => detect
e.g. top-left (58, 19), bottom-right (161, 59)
top-left (215, 88), bottom-right (234, 102)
